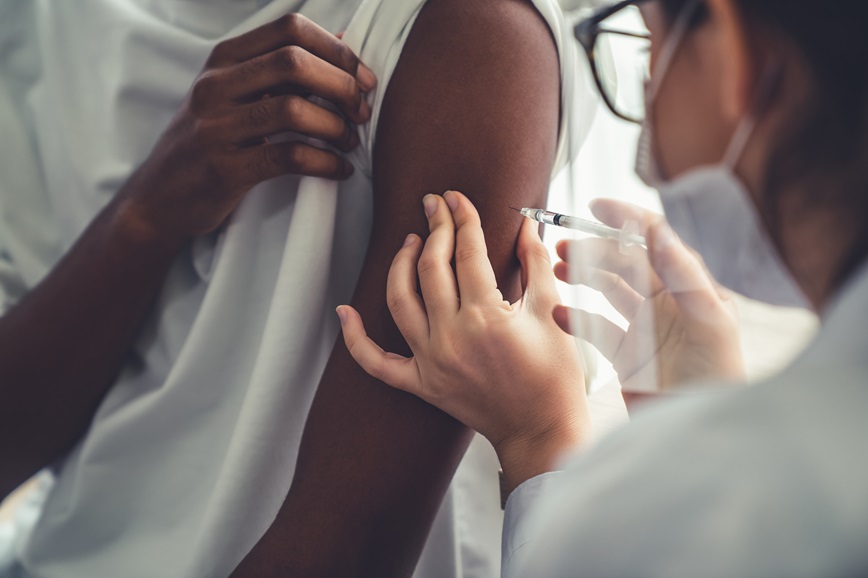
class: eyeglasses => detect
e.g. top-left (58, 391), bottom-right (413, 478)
top-left (574, 0), bottom-right (652, 125)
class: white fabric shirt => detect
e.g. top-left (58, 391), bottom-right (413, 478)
top-left (503, 264), bottom-right (868, 577)
top-left (0, 0), bottom-right (594, 576)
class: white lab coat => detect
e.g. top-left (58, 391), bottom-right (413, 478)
top-left (503, 264), bottom-right (868, 576)
top-left (0, 0), bottom-right (594, 576)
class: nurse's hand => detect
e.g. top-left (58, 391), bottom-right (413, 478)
top-left (338, 192), bottom-right (592, 494)
top-left (118, 14), bottom-right (376, 244)
top-left (553, 200), bottom-right (745, 393)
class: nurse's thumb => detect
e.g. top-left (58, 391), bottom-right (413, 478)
top-left (648, 222), bottom-right (719, 316)
top-left (517, 219), bottom-right (560, 312)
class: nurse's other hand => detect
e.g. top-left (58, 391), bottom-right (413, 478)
top-left (338, 192), bottom-right (591, 493)
top-left (118, 14), bottom-right (376, 243)
top-left (553, 199), bottom-right (745, 393)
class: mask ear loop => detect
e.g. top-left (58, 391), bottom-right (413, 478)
top-left (723, 60), bottom-right (784, 170)
top-left (636, 0), bottom-right (704, 186)
top-left (645, 0), bottom-right (703, 102)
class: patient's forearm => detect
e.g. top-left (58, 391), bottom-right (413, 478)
top-left (0, 195), bottom-right (183, 498)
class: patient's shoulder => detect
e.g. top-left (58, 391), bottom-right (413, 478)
top-left (387, 0), bottom-right (560, 109)
top-left (403, 0), bottom-right (559, 59)
top-left (344, 0), bottom-right (565, 180)
top-left (367, 0), bottom-right (562, 299)
top-left (372, 0), bottom-right (562, 186)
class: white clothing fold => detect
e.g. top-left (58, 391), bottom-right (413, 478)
top-left (0, 0), bottom-right (592, 577)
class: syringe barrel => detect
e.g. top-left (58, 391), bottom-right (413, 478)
top-left (530, 209), bottom-right (560, 226)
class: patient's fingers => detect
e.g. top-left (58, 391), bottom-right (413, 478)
top-left (338, 306), bottom-right (420, 391)
top-left (220, 48), bottom-right (371, 124)
top-left (208, 13), bottom-right (376, 93)
top-left (443, 191), bottom-right (500, 306)
top-left (418, 195), bottom-right (459, 318)
top-left (386, 234), bottom-right (429, 349)
top-left (555, 263), bottom-right (643, 320)
top-left (228, 95), bottom-right (358, 151)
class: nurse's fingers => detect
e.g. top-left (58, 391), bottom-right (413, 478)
top-left (240, 141), bottom-right (353, 183)
top-left (556, 238), bottom-right (662, 298)
top-left (207, 13), bottom-right (377, 92)
top-left (589, 198), bottom-right (661, 230)
top-left (591, 199), bottom-right (731, 301)
top-left (620, 362), bottom-right (662, 396)
top-left (338, 306), bottom-right (420, 391)
top-left (443, 191), bottom-right (501, 306)
top-left (646, 222), bottom-right (720, 317)
top-left (217, 48), bottom-right (372, 124)
top-left (418, 195), bottom-right (460, 319)
top-left (552, 305), bottom-right (625, 362)
top-left (554, 263), bottom-right (644, 320)
top-left (517, 219), bottom-right (561, 313)
top-left (227, 95), bottom-right (359, 152)
top-left (386, 234), bottom-right (429, 350)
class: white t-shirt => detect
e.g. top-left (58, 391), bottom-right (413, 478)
top-left (0, 0), bottom-right (594, 576)
top-left (503, 265), bottom-right (868, 577)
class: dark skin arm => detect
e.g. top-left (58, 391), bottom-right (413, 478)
top-left (0, 15), bottom-right (373, 500)
top-left (231, 1), bottom-right (561, 576)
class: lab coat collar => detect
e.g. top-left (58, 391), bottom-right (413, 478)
top-left (795, 260), bottom-right (868, 369)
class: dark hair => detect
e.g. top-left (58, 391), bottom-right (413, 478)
top-left (660, 0), bottom-right (868, 291)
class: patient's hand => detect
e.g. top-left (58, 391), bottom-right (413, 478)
top-left (118, 13), bottom-right (376, 244)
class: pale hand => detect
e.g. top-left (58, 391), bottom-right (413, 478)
top-left (553, 199), bottom-right (745, 393)
top-left (338, 191), bottom-right (591, 494)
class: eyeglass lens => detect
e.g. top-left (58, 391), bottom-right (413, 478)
top-left (593, 5), bottom-right (651, 123)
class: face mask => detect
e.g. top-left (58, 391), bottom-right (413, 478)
top-left (634, 1), bottom-right (809, 309)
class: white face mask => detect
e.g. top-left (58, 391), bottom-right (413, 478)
top-left (634, 1), bottom-right (809, 309)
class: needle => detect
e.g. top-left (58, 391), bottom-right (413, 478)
top-left (510, 206), bottom-right (647, 249)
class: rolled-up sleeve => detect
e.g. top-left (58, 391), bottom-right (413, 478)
top-left (502, 471), bottom-right (563, 578)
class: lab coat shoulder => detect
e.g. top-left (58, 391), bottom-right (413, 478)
top-left (515, 363), bottom-right (868, 578)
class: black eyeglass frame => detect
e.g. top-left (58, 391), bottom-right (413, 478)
top-left (574, 0), bottom-right (652, 124)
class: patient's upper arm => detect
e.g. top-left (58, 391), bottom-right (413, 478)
top-left (368, 0), bottom-right (560, 303)
top-left (270, 1), bottom-right (563, 575)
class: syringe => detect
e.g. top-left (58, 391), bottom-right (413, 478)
top-left (511, 207), bottom-right (647, 249)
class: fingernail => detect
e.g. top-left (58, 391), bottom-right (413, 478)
top-left (348, 128), bottom-right (360, 148)
top-left (343, 161), bottom-right (355, 178)
top-left (443, 191), bottom-right (459, 212)
top-left (403, 234), bottom-right (416, 247)
top-left (336, 306), bottom-right (348, 326)
top-left (357, 98), bottom-right (372, 121)
top-left (357, 64), bottom-right (377, 92)
top-left (423, 194), bottom-right (438, 218)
